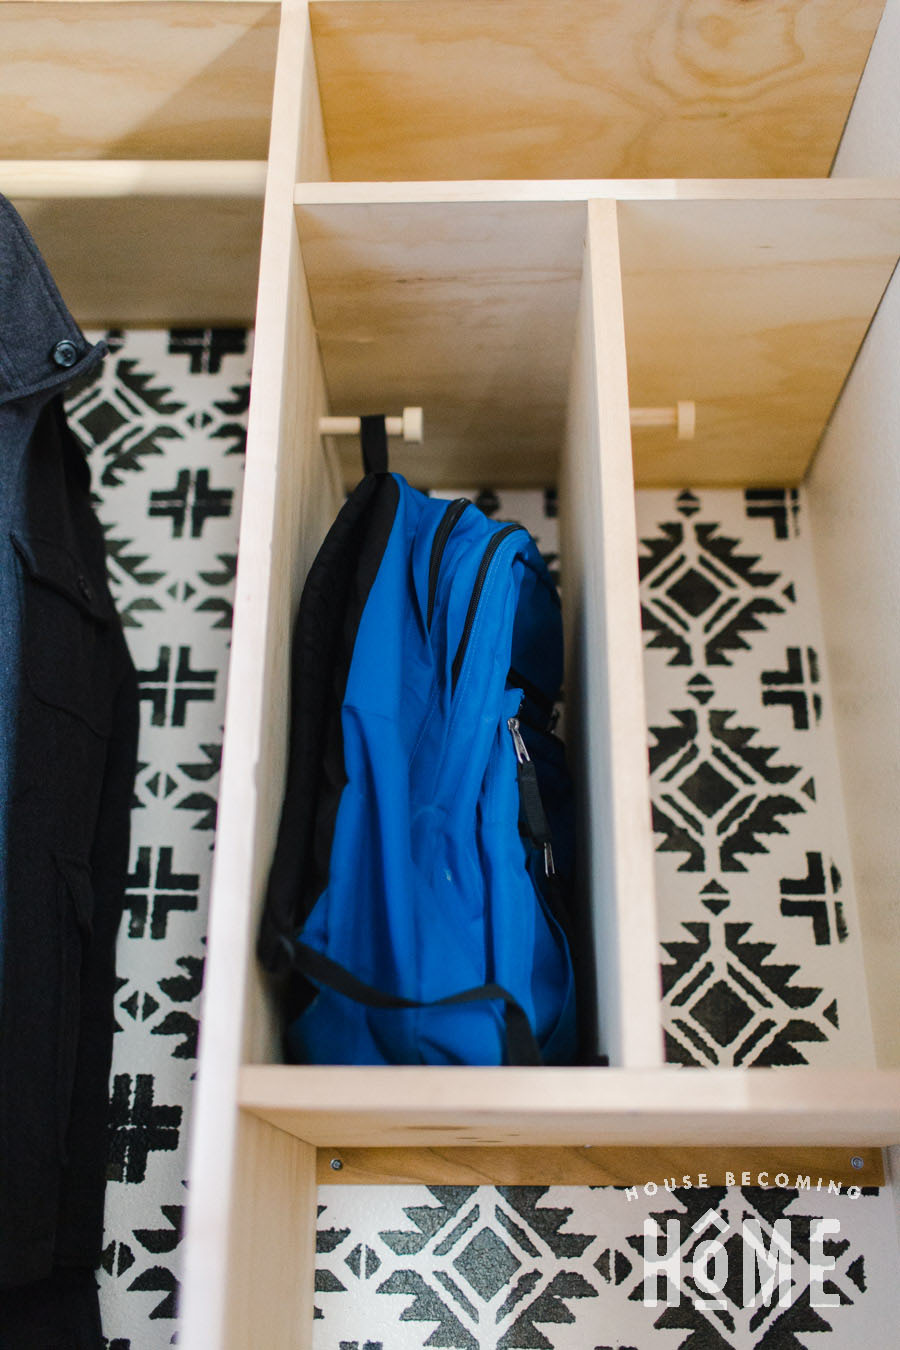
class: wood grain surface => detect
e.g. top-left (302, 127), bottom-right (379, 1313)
top-left (295, 186), bottom-right (900, 488)
top-left (0, 1), bottom-right (278, 159)
top-left (309, 0), bottom-right (884, 181)
top-left (240, 1065), bottom-right (900, 1148)
top-left (316, 1144), bottom-right (885, 1188)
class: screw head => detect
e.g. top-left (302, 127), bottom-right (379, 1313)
top-left (851, 1155), bottom-right (865, 1170)
top-left (330, 1157), bottom-right (343, 1171)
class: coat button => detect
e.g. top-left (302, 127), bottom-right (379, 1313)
top-left (77, 575), bottom-right (92, 601)
top-left (52, 340), bottom-right (79, 368)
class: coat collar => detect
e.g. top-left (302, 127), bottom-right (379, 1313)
top-left (0, 194), bottom-right (105, 408)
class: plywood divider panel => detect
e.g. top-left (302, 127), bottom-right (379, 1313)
top-left (181, 6), bottom-right (339, 1347)
top-left (307, 0), bottom-right (884, 182)
top-left (807, 264), bottom-right (900, 1068)
top-left (811, 0), bottom-right (900, 1071)
top-left (317, 1145), bottom-right (885, 1189)
top-left (226, 1114), bottom-right (317, 1350)
top-left (559, 199), bottom-right (662, 1067)
top-left (0, 1), bottom-right (279, 159)
top-left (239, 1065), bottom-right (900, 1147)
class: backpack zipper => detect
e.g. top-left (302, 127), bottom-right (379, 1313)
top-left (451, 522), bottom-right (522, 693)
top-left (508, 715), bottom-right (556, 877)
top-left (427, 497), bottom-right (469, 627)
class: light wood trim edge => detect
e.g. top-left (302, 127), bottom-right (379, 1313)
top-left (2, 160), bottom-right (268, 198)
top-left (227, 1117), bottom-right (316, 1350)
top-left (316, 1144), bottom-right (884, 1189)
top-left (295, 177), bottom-right (900, 207)
top-left (180, 4), bottom-right (323, 1347)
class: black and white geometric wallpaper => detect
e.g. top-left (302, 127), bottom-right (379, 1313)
top-left (65, 328), bottom-right (251, 1349)
top-left (637, 488), bottom-right (873, 1070)
top-left (68, 334), bottom-right (899, 1348)
top-left (313, 1181), bottom-right (900, 1349)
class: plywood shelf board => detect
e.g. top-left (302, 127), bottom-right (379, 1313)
top-left (2, 159), bottom-right (267, 198)
top-left (307, 0), bottom-right (885, 182)
top-left (295, 178), bottom-right (900, 207)
top-left (0, 1), bottom-right (279, 160)
top-left (316, 1145), bottom-right (885, 1188)
top-left (295, 193), bottom-right (900, 488)
top-left (239, 1066), bottom-right (900, 1148)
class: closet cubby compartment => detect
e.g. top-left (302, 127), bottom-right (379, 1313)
top-left (1, 1), bottom-right (278, 326)
top-left (179, 4), bottom-right (900, 1347)
top-left (185, 182), bottom-right (900, 1344)
top-left (271, 180), bottom-right (900, 1078)
top-left (8, 171), bottom-right (267, 326)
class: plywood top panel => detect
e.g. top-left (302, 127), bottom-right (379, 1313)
top-left (295, 197), bottom-right (588, 488)
top-left (308, 0), bottom-right (885, 182)
top-left (295, 187), bottom-right (900, 488)
top-left (0, 2), bottom-right (279, 159)
top-left (619, 195), bottom-right (900, 484)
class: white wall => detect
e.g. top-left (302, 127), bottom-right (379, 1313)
top-left (832, 0), bottom-right (900, 176)
top-left (809, 0), bottom-right (900, 1065)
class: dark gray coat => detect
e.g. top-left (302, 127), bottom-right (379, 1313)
top-left (0, 194), bottom-right (138, 1287)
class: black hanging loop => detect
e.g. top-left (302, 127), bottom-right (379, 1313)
top-left (360, 414), bottom-right (389, 475)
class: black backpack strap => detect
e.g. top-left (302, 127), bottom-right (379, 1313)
top-left (293, 942), bottom-right (543, 1066)
top-left (360, 414), bottom-right (388, 475)
top-left (257, 474), bottom-right (400, 975)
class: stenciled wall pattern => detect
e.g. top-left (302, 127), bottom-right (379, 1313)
top-left (66, 333), bottom-right (899, 1349)
top-left (65, 327), bottom-right (251, 1348)
top-left (637, 487), bottom-right (874, 1071)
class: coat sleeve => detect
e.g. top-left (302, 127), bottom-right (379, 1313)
top-left (55, 652), bottom-right (140, 1266)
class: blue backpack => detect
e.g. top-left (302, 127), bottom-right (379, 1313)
top-left (258, 471), bottom-right (577, 1065)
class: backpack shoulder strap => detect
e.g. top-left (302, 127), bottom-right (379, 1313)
top-left (360, 414), bottom-right (388, 475)
top-left (258, 472), bottom-right (400, 974)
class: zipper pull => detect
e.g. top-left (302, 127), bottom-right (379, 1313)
top-left (508, 715), bottom-right (529, 764)
top-left (507, 718), bottom-right (556, 876)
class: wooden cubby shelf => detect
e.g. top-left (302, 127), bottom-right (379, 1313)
top-left (294, 179), bottom-right (900, 487)
top-left (2, 0), bottom-right (277, 327)
top-left (6, 161), bottom-right (268, 325)
top-left (7, 1), bottom-right (893, 1346)
top-left (239, 1066), bottom-right (900, 1150)
top-left (177, 2), bottom-right (900, 1342)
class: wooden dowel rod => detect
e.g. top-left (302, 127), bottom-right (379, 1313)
top-left (319, 407), bottom-right (424, 442)
top-left (319, 404), bottom-right (692, 445)
top-left (630, 400), bottom-right (696, 439)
